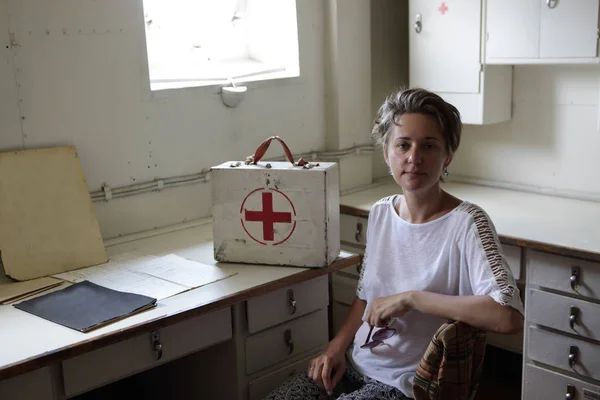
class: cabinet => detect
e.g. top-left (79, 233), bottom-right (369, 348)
top-left (234, 276), bottom-right (331, 400)
top-left (485, 0), bottom-right (600, 63)
top-left (408, 0), bottom-right (512, 125)
top-left (522, 250), bottom-right (600, 399)
top-left (334, 214), bottom-right (367, 334)
top-left (62, 308), bottom-right (232, 398)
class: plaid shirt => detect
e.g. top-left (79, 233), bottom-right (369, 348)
top-left (412, 320), bottom-right (487, 400)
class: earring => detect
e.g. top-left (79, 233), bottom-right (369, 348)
top-left (443, 168), bottom-right (449, 177)
top-left (389, 168), bottom-right (393, 176)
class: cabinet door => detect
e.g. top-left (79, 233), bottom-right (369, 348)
top-left (540, 0), bottom-right (599, 58)
top-left (486, 0), bottom-right (540, 59)
top-left (409, 0), bottom-right (481, 93)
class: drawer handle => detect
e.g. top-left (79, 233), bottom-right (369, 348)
top-left (569, 306), bottom-right (579, 330)
top-left (284, 329), bottom-right (294, 355)
top-left (568, 345), bottom-right (578, 367)
top-left (151, 331), bottom-right (163, 361)
top-left (415, 13), bottom-right (422, 33)
top-left (546, 0), bottom-right (558, 9)
top-left (565, 383), bottom-right (575, 399)
top-left (355, 222), bottom-right (363, 243)
top-left (287, 289), bottom-right (297, 315)
top-left (570, 266), bottom-right (580, 290)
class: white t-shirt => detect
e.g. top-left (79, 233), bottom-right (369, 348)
top-left (348, 195), bottom-right (524, 398)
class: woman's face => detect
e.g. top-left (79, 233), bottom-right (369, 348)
top-left (384, 113), bottom-right (451, 194)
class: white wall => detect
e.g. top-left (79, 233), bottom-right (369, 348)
top-left (322, 0), bottom-right (375, 193)
top-left (0, 0), bottom-right (22, 151)
top-left (12, 1), bottom-right (593, 242)
top-left (325, 0), bottom-right (372, 150)
top-left (0, 0), bottom-right (328, 239)
top-left (451, 65), bottom-right (600, 198)
top-left (370, 0), bottom-right (408, 179)
top-left (367, 1), bottom-right (600, 199)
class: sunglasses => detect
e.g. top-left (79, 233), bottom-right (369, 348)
top-left (360, 325), bottom-right (396, 349)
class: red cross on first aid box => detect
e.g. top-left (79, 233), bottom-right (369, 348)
top-left (211, 137), bottom-right (340, 268)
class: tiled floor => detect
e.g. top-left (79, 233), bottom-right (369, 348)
top-left (475, 345), bottom-right (522, 400)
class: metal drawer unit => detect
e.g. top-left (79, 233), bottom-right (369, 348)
top-left (522, 250), bottom-right (600, 400)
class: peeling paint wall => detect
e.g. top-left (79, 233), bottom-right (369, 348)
top-left (0, 0), bottom-right (328, 239)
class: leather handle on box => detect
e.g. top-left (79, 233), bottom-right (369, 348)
top-left (245, 136), bottom-right (296, 166)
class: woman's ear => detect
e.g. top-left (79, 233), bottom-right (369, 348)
top-left (444, 153), bottom-right (454, 169)
top-left (383, 148), bottom-right (390, 166)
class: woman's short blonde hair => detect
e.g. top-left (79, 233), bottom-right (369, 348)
top-left (372, 88), bottom-right (462, 155)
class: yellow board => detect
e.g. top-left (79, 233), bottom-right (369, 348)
top-left (0, 146), bottom-right (107, 281)
top-left (0, 276), bottom-right (64, 304)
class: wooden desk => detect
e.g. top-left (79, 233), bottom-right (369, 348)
top-left (340, 179), bottom-right (600, 262)
top-left (336, 178), bottom-right (600, 400)
top-left (0, 221), bottom-right (359, 400)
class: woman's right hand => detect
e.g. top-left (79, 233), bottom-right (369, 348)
top-left (307, 346), bottom-right (346, 396)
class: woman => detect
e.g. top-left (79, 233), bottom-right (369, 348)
top-left (265, 88), bottom-right (524, 400)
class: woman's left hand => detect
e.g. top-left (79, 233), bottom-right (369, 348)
top-left (365, 291), bottom-right (415, 327)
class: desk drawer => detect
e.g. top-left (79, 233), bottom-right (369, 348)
top-left (245, 308), bottom-right (328, 375)
top-left (527, 289), bottom-right (600, 341)
top-left (0, 367), bottom-right (56, 400)
top-left (246, 275), bottom-right (328, 334)
top-left (528, 250), bottom-right (600, 300)
top-left (528, 325), bottom-right (600, 381)
top-left (248, 350), bottom-right (323, 400)
top-left (524, 364), bottom-right (600, 400)
top-left (62, 308), bottom-right (232, 398)
top-left (340, 214), bottom-right (368, 247)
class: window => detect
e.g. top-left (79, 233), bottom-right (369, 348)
top-left (142, 0), bottom-right (300, 91)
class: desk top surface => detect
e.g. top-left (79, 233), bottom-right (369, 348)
top-left (341, 179), bottom-right (600, 262)
top-left (0, 222), bottom-right (358, 380)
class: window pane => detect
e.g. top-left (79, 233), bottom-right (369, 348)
top-left (143, 0), bottom-right (249, 79)
top-left (142, 0), bottom-right (299, 89)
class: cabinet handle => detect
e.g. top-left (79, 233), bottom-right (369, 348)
top-left (415, 13), bottom-right (422, 33)
top-left (546, 0), bottom-right (558, 8)
top-left (150, 331), bottom-right (163, 361)
top-left (287, 289), bottom-right (297, 314)
top-left (565, 383), bottom-right (575, 399)
top-left (568, 345), bottom-right (578, 367)
top-left (355, 222), bottom-right (363, 243)
top-left (284, 329), bottom-right (294, 355)
top-left (570, 266), bottom-right (580, 290)
top-left (569, 306), bottom-right (579, 329)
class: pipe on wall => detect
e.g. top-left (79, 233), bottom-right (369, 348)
top-left (90, 144), bottom-right (377, 202)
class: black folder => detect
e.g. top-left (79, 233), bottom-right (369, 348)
top-left (13, 280), bottom-right (157, 332)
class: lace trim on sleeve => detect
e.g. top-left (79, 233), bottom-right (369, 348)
top-left (458, 203), bottom-right (520, 309)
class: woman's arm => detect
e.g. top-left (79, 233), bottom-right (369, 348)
top-left (309, 297), bottom-right (366, 395)
top-left (409, 291), bottom-right (523, 334)
top-left (365, 291), bottom-right (523, 334)
top-left (329, 296), bottom-right (367, 352)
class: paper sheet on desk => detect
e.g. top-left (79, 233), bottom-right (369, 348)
top-left (126, 254), bottom-right (234, 289)
top-left (53, 253), bottom-right (236, 300)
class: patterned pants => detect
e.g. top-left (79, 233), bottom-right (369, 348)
top-left (263, 361), bottom-right (410, 400)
